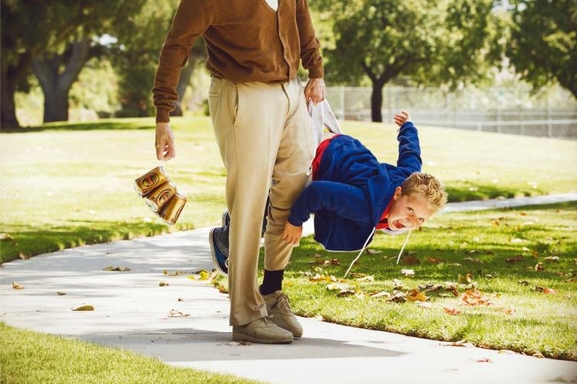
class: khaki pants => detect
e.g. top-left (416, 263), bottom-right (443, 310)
top-left (209, 77), bottom-right (315, 326)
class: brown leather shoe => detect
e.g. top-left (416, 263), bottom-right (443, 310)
top-left (232, 317), bottom-right (293, 344)
top-left (263, 291), bottom-right (303, 338)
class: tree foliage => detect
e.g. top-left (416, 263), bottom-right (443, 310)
top-left (111, 0), bottom-right (207, 118)
top-left (311, 0), bottom-right (503, 121)
top-left (506, 0), bottom-right (577, 99)
top-left (1, 0), bottom-right (146, 128)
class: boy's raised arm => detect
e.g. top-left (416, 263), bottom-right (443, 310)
top-left (394, 110), bottom-right (422, 172)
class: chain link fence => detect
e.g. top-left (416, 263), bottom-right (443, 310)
top-left (326, 85), bottom-right (577, 139)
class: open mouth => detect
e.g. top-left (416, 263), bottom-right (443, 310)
top-left (391, 220), bottom-right (407, 231)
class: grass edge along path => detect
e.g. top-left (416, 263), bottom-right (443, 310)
top-left (0, 323), bottom-right (264, 384)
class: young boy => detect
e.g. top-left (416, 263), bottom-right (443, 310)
top-left (282, 111), bottom-right (447, 251)
top-left (210, 111), bottom-right (446, 270)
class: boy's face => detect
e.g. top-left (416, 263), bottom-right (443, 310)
top-left (387, 187), bottom-right (435, 232)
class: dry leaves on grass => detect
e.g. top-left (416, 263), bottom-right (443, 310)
top-left (461, 289), bottom-right (492, 307)
top-left (406, 289), bottom-right (427, 302)
top-left (444, 307), bottom-right (461, 315)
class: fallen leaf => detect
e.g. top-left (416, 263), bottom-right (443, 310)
top-left (406, 289), bottom-right (427, 302)
top-left (159, 281), bottom-right (169, 286)
top-left (444, 307), bottom-right (461, 315)
top-left (12, 282), bottom-right (24, 290)
top-left (355, 275), bottom-right (374, 282)
top-left (56, 291), bottom-right (66, 296)
top-left (168, 309), bottom-right (190, 317)
top-left (458, 273), bottom-right (473, 284)
top-left (370, 291), bottom-right (391, 299)
top-left (72, 305), bottom-right (95, 311)
top-left (426, 256), bottom-right (441, 263)
top-left (444, 340), bottom-right (473, 347)
top-left (501, 307), bottom-right (515, 315)
top-left (474, 358), bottom-right (492, 363)
top-left (543, 256), bottom-right (559, 262)
top-left (542, 287), bottom-right (557, 294)
top-left (506, 255), bottom-right (524, 263)
top-left (310, 274), bottom-right (336, 283)
top-left (402, 256), bottom-right (420, 265)
top-left (0, 233), bottom-right (14, 241)
top-left (401, 269), bottom-right (415, 277)
top-left (390, 290), bottom-right (407, 303)
top-left (416, 301), bottom-right (433, 309)
top-left (498, 350), bottom-right (518, 355)
top-left (198, 270), bottom-right (211, 280)
top-left (534, 263), bottom-right (544, 272)
top-left (336, 289), bottom-right (357, 297)
top-left (327, 282), bottom-right (353, 291)
top-left (103, 266), bottom-right (131, 272)
top-left (461, 289), bottom-right (491, 306)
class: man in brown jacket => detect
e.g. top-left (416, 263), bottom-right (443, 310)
top-left (153, 0), bottom-right (325, 344)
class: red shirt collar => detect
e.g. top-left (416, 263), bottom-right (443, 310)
top-left (376, 200), bottom-right (393, 229)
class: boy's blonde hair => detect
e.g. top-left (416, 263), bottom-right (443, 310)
top-left (401, 172), bottom-right (448, 212)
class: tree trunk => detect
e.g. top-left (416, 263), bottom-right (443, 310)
top-left (370, 80), bottom-right (386, 123)
top-left (33, 38), bottom-right (92, 123)
top-left (0, 67), bottom-right (20, 130)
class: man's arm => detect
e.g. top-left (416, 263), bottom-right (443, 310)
top-left (296, 0), bottom-right (325, 104)
top-left (152, 0), bottom-right (212, 160)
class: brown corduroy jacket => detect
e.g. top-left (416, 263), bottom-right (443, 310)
top-left (153, 0), bottom-right (324, 122)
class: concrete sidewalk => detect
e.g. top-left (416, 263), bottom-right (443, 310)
top-left (1, 194), bottom-right (577, 383)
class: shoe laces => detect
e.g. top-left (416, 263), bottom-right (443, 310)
top-left (274, 293), bottom-right (292, 311)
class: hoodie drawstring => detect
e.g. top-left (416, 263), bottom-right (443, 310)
top-left (343, 228), bottom-right (412, 278)
top-left (343, 227), bottom-right (375, 278)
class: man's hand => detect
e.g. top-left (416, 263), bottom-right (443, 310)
top-left (155, 122), bottom-right (176, 161)
top-left (393, 110), bottom-right (411, 127)
top-left (304, 78), bottom-right (326, 105)
top-left (282, 222), bottom-right (303, 245)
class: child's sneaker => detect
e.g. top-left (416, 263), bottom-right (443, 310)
top-left (209, 227), bottom-right (229, 275)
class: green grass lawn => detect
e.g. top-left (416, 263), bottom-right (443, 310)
top-left (1, 116), bottom-right (576, 264)
top-left (280, 201), bottom-right (577, 361)
top-left (0, 323), bottom-right (263, 384)
top-left (1, 117), bottom-right (576, 380)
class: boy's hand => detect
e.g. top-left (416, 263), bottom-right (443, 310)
top-left (393, 110), bottom-right (411, 127)
top-left (282, 222), bottom-right (303, 245)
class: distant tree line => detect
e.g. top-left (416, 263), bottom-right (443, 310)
top-left (1, 0), bottom-right (575, 128)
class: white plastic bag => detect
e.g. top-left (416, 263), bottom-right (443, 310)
top-left (308, 99), bottom-right (343, 146)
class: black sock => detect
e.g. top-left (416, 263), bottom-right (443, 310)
top-left (259, 269), bottom-right (284, 295)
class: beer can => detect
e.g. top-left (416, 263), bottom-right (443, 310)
top-left (143, 181), bottom-right (176, 213)
top-left (159, 193), bottom-right (187, 225)
top-left (134, 166), bottom-right (168, 197)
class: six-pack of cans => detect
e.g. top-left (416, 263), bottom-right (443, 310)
top-left (134, 166), bottom-right (187, 225)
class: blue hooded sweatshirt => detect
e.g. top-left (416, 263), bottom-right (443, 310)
top-left (287, 121), bottom-right (422, 251)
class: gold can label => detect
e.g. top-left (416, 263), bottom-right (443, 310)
top-left (143, 182), bottom-right (176, 213)
top-left (159, 193), bottom-right (187, 225)
top-left (134, 166), bottom-right (168, 196)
